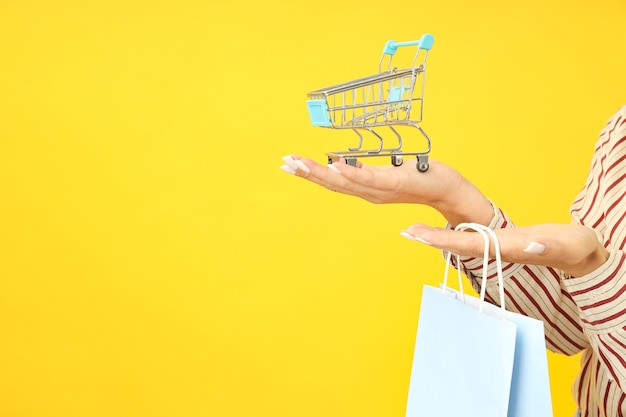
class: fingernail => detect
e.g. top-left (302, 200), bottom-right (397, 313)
top-left (327, 164), bottom-right (341, 174)
top-left (400, 231), bottom-right (432, 245)
top-left (294, 159), bottom-right (311, 174)
top-left (280, 164), bottom-right (296, 175)
top-left (524, 241), bottom-right (546, 254)
top-left (282, 155), bottom-right (299, 171)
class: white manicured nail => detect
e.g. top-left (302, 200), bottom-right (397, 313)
top-left (282, 155), bottom-right (299, 171)
top-left (328, 164), bottom-right (341, 174)
top-left (524, 241), bottom-right (546, 254)
top-left (400, 231), bottom-right (432, 245)
top-left (294, 159), bottom-right (311, 174)
top-left (280, 164), bottom-right (296, 175)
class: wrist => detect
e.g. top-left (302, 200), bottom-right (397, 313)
top-left (429, 176), bottom-right (494, 227)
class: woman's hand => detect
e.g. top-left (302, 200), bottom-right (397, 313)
top-left (280, 155), bottom-right (494, 226)
top-left (281, 155), bottom-right (611, 275)
top-left (401, 222), bottom-right (610, 277)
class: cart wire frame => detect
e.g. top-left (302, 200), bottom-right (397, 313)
top-left (306, 34), bottom-right (434, 172)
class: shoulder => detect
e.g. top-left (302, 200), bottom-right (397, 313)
top-left (596, 105), bottom-right (626, 144)
top-left (604, 105), bottom-right (626, 129)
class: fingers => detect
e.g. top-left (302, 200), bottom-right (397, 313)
top-left (280, 155), bottom-right (356, 195)
top-left (400, 222), bottom-right (609, 276)
top-left (402, 224), bottom-right (494, 258)
top-left (279, 155), bottom-right (394, 202)
top-left (280, 155), bottom-right (310, 174)
top-left (280, 155), bottom-right (310, 175)
top-left (402, 223), bottom-right (549, 262)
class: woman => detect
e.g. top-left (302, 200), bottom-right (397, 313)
top-left (280, 105), bottom-right (626, 417)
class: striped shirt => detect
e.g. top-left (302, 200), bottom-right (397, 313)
top-left (454, 105), bottom-right (626, 417)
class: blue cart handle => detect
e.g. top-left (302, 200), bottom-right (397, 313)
top-left (382, 33), bottom-right (434, 55)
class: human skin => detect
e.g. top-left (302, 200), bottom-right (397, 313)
top-left (281, 155), bottom-right (609, 277)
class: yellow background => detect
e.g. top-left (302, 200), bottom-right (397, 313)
top-left (1, 0), bottom-right (625, 416)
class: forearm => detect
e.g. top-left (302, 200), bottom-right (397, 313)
top-left (424, 165), bottom-right (494, 227)
top-left (449, 207), bottom-right (589, 354)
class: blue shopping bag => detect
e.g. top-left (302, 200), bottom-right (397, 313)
top-left (405, 284), bottom-right (517, 417)
top-left (446, 287), bottom-right (553, 417)
top-left (507, 313), bottom-right (553, 417)
top-left (405, 223), bottom-right (553, 417)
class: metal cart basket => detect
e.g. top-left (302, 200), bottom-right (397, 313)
top-left (306, 34), bottom-right (434, 172)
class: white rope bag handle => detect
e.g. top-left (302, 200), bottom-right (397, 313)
top-left (441, 222), bottom-right (507, 319)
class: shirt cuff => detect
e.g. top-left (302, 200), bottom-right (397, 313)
top-left (445, 200), bottom-right (524, 282)
top-left (562, 250), bottom-right (626, 333)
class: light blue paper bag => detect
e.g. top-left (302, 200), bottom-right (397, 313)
top-left (445, 286), bottom-right (554, 417)
top-left (405, 223), bottom-right (553, 417)
top-left (406, 284), bottom-right (517, 417)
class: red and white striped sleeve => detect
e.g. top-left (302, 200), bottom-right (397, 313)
top-left (562, 105), bottom-right (626, 392)
top-left (453, 106), bottom-right (626, 415)
top-left (450, 205), bottom-right (589, 355)
top-left (563, 250), bottom-right (626, 386)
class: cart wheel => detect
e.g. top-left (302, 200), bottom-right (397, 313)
top-left (391, 155), bottom-right (403, 167)
top-left (345, 157), bottom-right (358, 167)
top-left (416, 156), bottom-right (429, 172)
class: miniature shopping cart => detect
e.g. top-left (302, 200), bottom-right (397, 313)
top-left (306, 34), bottom-right (434, 172)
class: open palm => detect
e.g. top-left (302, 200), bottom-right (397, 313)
top-left (403, 222), bottom-right (609, 277)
